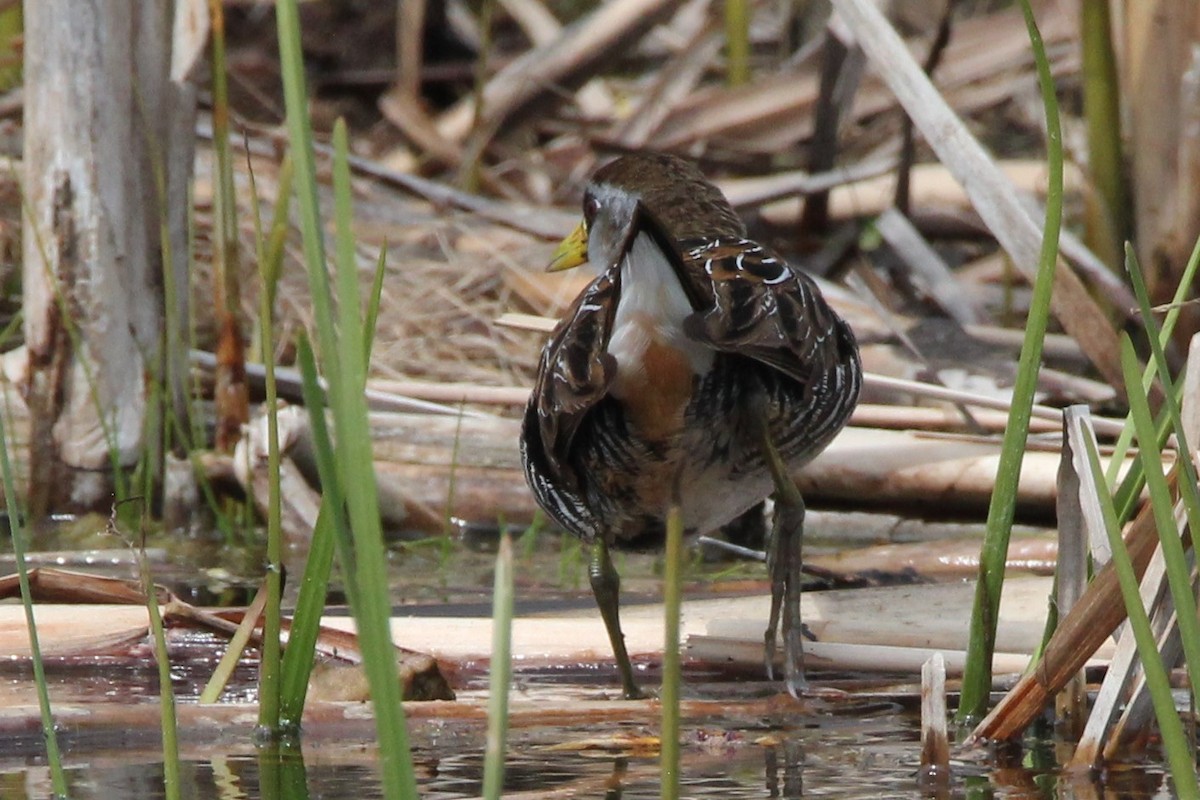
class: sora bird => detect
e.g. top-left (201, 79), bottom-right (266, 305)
top-left (520, 153), bottom-right (861, 698)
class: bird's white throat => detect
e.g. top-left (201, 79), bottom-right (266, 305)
top-left (606, 232), bottom-right (713, 376)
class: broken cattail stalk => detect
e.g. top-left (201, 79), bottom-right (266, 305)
top-left (919, 652), bottom-right (951, 790)
top-left (1068, 546), bottom-right (1170, 771)
top-left (1054, 407), bottom-right (1096, 739)
top-left (970, 473), bottom-right (1168, 742)
top-left (1102, 537), bottom-right (1182, 762)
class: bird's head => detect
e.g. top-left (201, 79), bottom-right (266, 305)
top-left (546, 153), bottom-right (745, 274)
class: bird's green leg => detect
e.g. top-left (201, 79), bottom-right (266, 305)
top-left (589, 538), bottom-right (645, 700)
top-left (760, 424), bottom-right (808, 697)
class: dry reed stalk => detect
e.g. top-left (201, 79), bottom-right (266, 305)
top-left (875, 208), bottom-right (986, 326)
top-left (608, 16), bottom-right (722, 148)
top-left (970, 486), bottom-right (1166, 742)
top-left (920, 653), bottom-right (951, 787)
top-left (752, 160), bottom-right (1083, 226)
top-left (498, 0), bottom-right (617, 120)
top-left (648, 4), bottom-right (1074, 154)
top-left (1124, 0), bottom-right (1200, 306)
top-left (831, 0), bottom-right (1125, 391)
top-left (379, 89), bottom-right (465, 166)
top-left (435, 0), bottom-right (686, 143)
top-left (1054, 408), bottom-right (1094, 739)
top-left (209, 400), bottom-right (1137, 534)
top-left (695, 577), bottom-right (1115, 671)
top-left (1068, 547), bottom-right (1169, 770)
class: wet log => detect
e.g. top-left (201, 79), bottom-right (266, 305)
top-left (0, 576), bottom-right (1096, 679)
top-left (806, 534), bottom-right (1057, 580)
top-left (0, 569), bottom-right (454, 702)
top-left (233, 405), bottom-right (1136, 535)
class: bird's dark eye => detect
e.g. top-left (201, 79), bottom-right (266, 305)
top-left (583, 194), bottom-right (601, 225)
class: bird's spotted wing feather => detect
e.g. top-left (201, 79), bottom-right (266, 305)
top-left (530, 268), bottom-right (620, 487)
top-left (679, 237), bottom-right (842, 387)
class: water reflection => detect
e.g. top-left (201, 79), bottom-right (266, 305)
top-left (257, 743), bottom-right (309, 800)
top-left (0, 715), bottom-right (1179, 799)
top-left (764, 738), bottom-right (804, 798)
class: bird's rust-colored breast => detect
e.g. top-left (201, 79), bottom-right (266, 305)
top-left (607, 312), bottom-right (695, 443)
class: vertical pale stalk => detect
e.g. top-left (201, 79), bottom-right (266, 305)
top-left (459, 0), bottom-right (497, 191)
top-left (1081, 0), bottom-right (1128, 267)
top-left (725, 0), bottom-right (750, 86)
top-left (207, 0), bottom-right (248, 455)
top-left (482, 535), bottom-right (514, 800)
top-left (919, 653), bottom-right (950, 789)
top-left (660, 503), bottom-right (684, 799)
top-left (251, 162), bottom-right (284, 734)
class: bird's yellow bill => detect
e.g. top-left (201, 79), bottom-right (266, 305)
top-left (546, 222), bottom-right (589, 272)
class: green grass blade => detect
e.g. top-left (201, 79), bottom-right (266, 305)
top-left (278, 505), bottom-right (336, 726)
top-left (363, 243), bottom-right (388, 365)
top-left (275, 0), bottom-right (338, 381)
top-left (327, 119), bottom-right (418, 796)
top-left (1124, 243), bottom-right (1200, 537)
top-left (135, 527), bottom-right (181, 800)
top-left (1080, 430), bottom-right (1197, 796)
top-left (957, 0), bottom-right (1064, 722)
top-left (1120, 336), bottom-right (1200, 698)
top-left (281, 743), bottom-right (312, 799)
top-left (263, 155), bottom-right (295, 312)
top-left (0, 402), bottom-right (67, 794)
top-left (209, 0), bottom-right (239, 295)
top-left (259, 741), bottom-right (312, 800)
top-left (294, 338), bottom-right (358, 596)
top-left (458, 0), bottom-right (496, 192)
top-left (256, 272), bottom-right (284, 734)
top-left (280, 337), bottom-right (362, 726)
top-left (482, 534), bottom-right (514, 800)
top-left (1122, 246), bottom-right (1200, 588)
top-left (245, 116), bottom-right (286, 735)
top-left (1105, 233), bottom-right (1200, 489)
top-left (276, 3), bottom-right (417, 791)
top-left (0, 5), bottom-right (22, 93)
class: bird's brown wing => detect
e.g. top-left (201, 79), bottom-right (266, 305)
top-left (530, 268), bottom-right (620, 487)
top-left (678, 236), bottom-right (846, 391)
